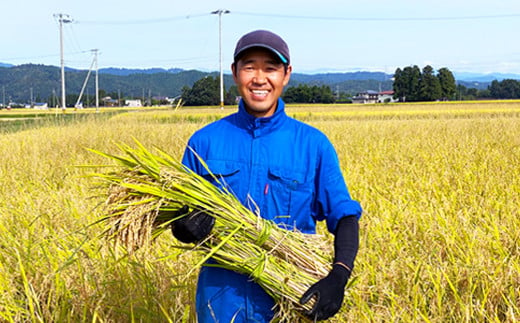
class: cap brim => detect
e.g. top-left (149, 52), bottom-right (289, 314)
top-left (234, 44), bottom-right (288, 64)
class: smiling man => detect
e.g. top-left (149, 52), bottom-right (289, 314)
top-left (231, 31), bottom-right (292, 118)
top-left (173, 30), bottom-right (362, 322)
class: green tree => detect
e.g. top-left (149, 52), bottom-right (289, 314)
top-left (493, 79), bottom-right (520, 98)
top-left (437, 67), bottom-right (456, 100)
top-left (393, 65), bottom-right (421, 102)
top-left (419, 65), bottom-right (442, 101)
top-left (407, 65), bottom-right (422, 101)
top-left (392, 68), bottom-right (404, 101)
top-left (455, 84), bottom-right (491, 101)
top-left (181, 76), bottom-right (220, 106)
top-left (224, 85), bottom-right (239, 105)
top-left (478, 88), bottom-right (491, 98)
top-left (283, 84), bottom-right (310, 103)
top-left (489, 80), bottom-right (501, 98)
top-left (313, 85), bottom-right (334, 103)
top-left (283, 84), bottom-right (334, 103)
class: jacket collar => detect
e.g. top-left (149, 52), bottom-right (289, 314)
top-left (237, 98), bottom-right (287, 137)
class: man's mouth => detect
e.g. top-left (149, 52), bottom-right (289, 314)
top-left (251, 90), bottom-right (269, 97)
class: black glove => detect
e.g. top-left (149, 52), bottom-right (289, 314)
top-left (170, 206), bottom-right (215, 244)
top-left (300, 264), bottom-right (350, 321)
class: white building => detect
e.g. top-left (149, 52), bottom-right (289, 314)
top-left (377, 90), bottom-right (397, 103)
top-left (352, 90), bottom-right (379, 104)
top-left (26, 102), bottom-right (49, 110)
top-left (352, 90), bottom-right (397, 104)
top-left (125, 99), bottom-right (142, 107)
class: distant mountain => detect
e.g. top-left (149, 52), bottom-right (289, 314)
top-left (457, 81), bottom-right (490, 90)
top-left (0, 64), bottom-right (396, 103)
top-left (291, 71), bottom-right (392, 84)
top-left (454, 72), bottom-right (520, 82)
top-left (0, 64), bottom-right (214, 103)
top-left (289, 72), bottom-right (394, 94)
top-left (453, 72), bottom-right (520, 90)
top-left (1, 63), bottom-right (519, 103)
top-left (99, 67), bottom-right (184, 76)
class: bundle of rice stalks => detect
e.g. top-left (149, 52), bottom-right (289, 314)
top-left (89, 140), bottom-right (333, 322)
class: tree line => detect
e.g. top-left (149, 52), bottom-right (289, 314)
top-left (2, 64), bottom-right (520, 108)
top-left (181, 77), bottom-right (336, 106)
top-left (393, 65), bottom-right (520, 101)
top-left (0, 64), bottom-right (394, 106)
top-left (488, 79), bottom-right (520, 99)
top-left (392, 65), bottom-right (457, 102)
top-left (181, 72), bottom-right (520, 106)
top-left (448, 79), bottom-right (520, 100)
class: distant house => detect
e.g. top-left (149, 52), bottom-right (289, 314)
top-left (352, 90), bottom-right (397, 104)
top-left (102, 96), bottom-right (119, 107)
top-left (125, 99), bottom-right (142, 107)
top-left (352, 90), bottom-right (379, 104)
top-left (34, 102), bottom-right (49, 110)
top-left (378, 90), bottom-right (397, 103)
top-left (24, 102), bottom-right (49, 109)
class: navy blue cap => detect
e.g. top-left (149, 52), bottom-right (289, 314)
top-left (233, 30), bottom-right (290, 64)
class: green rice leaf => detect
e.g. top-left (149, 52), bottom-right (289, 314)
top-left (89, 140), bottom-right (331, 322)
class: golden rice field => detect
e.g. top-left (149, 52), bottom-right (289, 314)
top-left (0, 101), bottom-right (519, 322)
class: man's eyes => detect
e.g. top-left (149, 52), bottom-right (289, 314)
top-left (242, 65), bottom-right (279, 72)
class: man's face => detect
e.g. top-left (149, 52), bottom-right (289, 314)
top-left (232, 48), bottom-right (292, 118)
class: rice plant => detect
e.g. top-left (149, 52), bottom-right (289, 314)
top-left (89, 140), bottom-right (332, 322)
top-left (0, 101), bottom-right (518, 322)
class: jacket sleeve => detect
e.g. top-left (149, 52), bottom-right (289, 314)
top-left (315, 139), bottom-right (362, 234)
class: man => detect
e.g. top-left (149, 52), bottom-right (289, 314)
top-left (172, 30), bottom-right (362, 322)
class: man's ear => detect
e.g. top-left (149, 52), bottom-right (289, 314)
top-left (283, 65), bottom-right (292, 87)
top-left (231, 63), bottom-right (238, 83)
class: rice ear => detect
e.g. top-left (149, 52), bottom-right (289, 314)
top-left (90, 140), bottom-right (332, 321)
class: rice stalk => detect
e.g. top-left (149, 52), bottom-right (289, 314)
top-left (89, 140), bottom-right (333, 322)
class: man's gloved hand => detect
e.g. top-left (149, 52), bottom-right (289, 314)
top-left (299, 264), bottom-right (351, 321)
top-left (170, 206), bottom-right (215, 244)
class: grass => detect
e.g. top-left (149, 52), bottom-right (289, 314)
top-left (0, 101), bottom-right (518, 322)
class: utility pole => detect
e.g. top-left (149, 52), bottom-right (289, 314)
top-left (74, 49), bottom-right (99, 110)
top-left (211, 9), bottom-right (230, 109)
top-left (93, 49), bottom-right (99, 112)
top-left (54, 13), bottom-right (73, 111)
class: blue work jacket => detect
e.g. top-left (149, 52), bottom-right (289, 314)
top-left (182, 98), bottom-right (362, 322)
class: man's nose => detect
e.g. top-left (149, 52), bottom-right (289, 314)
top-left (252, 70), bottom-right (267, 84)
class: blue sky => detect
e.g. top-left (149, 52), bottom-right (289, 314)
top-left (2, 0), bottom-right (520, 74)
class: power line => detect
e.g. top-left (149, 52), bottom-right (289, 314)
top-left (0, 50), bottom-right (95, 63)
top-left (77, 13), bottom-right (211, 25)
top-left (232, 11), bottom-right (520, 21)
top-left (74, 11), bottom-right (520, 25)
top-left (63, 21), bottom-right (84, 54)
